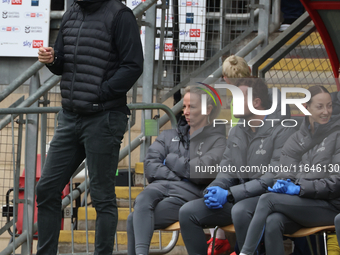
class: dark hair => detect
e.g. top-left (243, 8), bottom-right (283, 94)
top-left (306, 85), bottom-right (330, 105)
top-left (234, 78), bottom-right (269, 109)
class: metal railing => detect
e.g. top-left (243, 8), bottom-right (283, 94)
top-left (0, 103), bottom-right (177, 255)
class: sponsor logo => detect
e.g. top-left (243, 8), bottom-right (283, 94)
top-left (31, 0), bottom-right (39, 6)
top-left (0, 41), bottom-right (18, 45)
top-left (23, 40), bottom-right (32, 47)
top-left (190, 29), bottom-right (200, 37)
top-left (0, 26), bottom-right (20, 32)
top-left (185, 1), bottom-right (199, 5)
top-left (131, 0), bottom-right (144, 6)
top-left (23, 40), bottom-right (43, 48)
top-left (24, 25), bottom-right (42, 33)
top-left (186, 13), bottom-right (194, 24)
top-left (179, 30), bottom-right (189, 36)
top-left (164, 43), bottom-right (173, 51)
top-left (33, 40), bottom-right (43, 48)
top-left (2, 0), bottom-right (10, 4)
top-left (171, 136), bottom-right (180, 142)
top-left (2, 11), bottom-right (19, 19)
top-left (180, 42), bottom-right (198, 53)
top-left (25, 12), bottom-right (44, 18)
top-left (156, 27), bottom-right (173, 38)
top-left (11, 0), bottom-right (21, 4)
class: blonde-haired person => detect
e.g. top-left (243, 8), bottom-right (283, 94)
top-left (127, 85), bottom-right (226, 255)
top-left (223, 55), bottom-right (251, 128)
top-left (205, 56), bottom-right (252, 255)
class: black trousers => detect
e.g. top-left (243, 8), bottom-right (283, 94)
top-left (36, 109), bottom-right (127, 255)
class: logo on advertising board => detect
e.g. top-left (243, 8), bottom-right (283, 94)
top-left (186, 13), bottom-right (194, 24)
top-left (156, 27), bottom-right (173, 38)
top-left (25, 12), bottom-right (44, 18)
top-left (11, 0), bottom-right (22, 5)
top-left (164, 43), bottom-right (173, 52)
top-left (179, 30), bottom-right (189, 36)
top-left (0, 26), bottom-right (20, 32)
top-left (186, 1), bottom-right (198, 5)
top-left (190, 29), bottom-right (200, 37)
top-left (2, 0), bottom-right (11, 4)
top-left (2, 11), bottom-right (19, 19)
top-left (33, 40), bottom-right (43, 48)
top-left (25, 25), bottom-right (42, 33)
top-left (180, 42), bottom-right (198, 53)
top-left (23, 40), bottom-right (43, 48)
top-left (131, 0), bottom-right (144, 6)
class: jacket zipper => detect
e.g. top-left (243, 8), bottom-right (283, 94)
top-left (70, 11), bottom-right (86, 111)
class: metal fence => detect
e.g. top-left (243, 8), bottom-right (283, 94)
top-left (0, 103), bottom-right (177, 255)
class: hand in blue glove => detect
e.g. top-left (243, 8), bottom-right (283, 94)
top-left (163, 159), bottom-right (166, 165)
top-left (268, 179), bottom-right (300, 195)
top-left (204, 186), bottom-right (228, 209)
top-left (268, 179), bottom-right (289, 193)
top-left (204, 196), bottom-right (223, 209)
top-left (284, 180), bottom-right (300, 195)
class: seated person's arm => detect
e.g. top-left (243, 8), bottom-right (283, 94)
top-left (144, 131), bottom-right (181, 183)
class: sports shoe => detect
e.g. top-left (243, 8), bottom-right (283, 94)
top-left (207, 238), bottom-right (231, 255)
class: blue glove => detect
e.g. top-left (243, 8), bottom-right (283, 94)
top-left (285, 181), bottom-right (300, 195)
top-left (163, 159), bottom-right (166, 165)
top-left (268, 179), bottom-right (289, 193)
top-left (204, 186), bottom-right (228, 209)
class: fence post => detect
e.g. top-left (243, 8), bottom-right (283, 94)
top-left (140, 2), bottom-right (156, 161)
top-left (21, 72), bottom-right (40, 255)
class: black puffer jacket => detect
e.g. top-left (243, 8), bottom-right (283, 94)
top-left (209, 89), bottom-right (294, 203)
top-left (280, 91), bottom-right (340, 210)
top-left (47, 0), bottom-right (143, 114)
top-left (144, 117), bottom-right (226, 196)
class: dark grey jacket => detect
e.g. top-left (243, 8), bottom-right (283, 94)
top-left (144, 117), bottom-right (226, 199)
top-left (280, 91), bottom-right (340, 210)
top-left (209, 90), bottom-right (294, 203)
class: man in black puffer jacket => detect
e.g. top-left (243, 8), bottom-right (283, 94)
top-left (37, 1), bottom-right (143, 254)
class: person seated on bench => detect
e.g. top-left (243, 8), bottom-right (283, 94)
top-left (179, 78), bottom-right (293, 255)
top-left (127, 85), bottom-right (227, 255)
top-left (239, 85), bottom-right (340, 255)
top-left (206, 54), bottom-right (252, 255)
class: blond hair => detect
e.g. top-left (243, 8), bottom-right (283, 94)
top-left (222, 55), bottom-right (250, 78)
top-left (184, 85), bottom-right (221, 121)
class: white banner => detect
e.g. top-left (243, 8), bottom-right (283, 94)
top-left (0, 0), bottom-right (50, 57)
top-left (126, 0), bottom-right (205, 61)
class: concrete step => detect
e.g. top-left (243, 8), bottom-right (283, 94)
top-left (78, 207), bottom-right (133, 231)
top-left (116, 186), bottom-right (143, 199)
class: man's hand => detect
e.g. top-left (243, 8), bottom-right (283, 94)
top-left (38, 47), bottom-right (55, 64)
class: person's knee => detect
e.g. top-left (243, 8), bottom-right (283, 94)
top-left (36, 179), bottom-right (60, 205)
top-left (231, 203), bottom-right (244, 224)
top-left (265, 214), bottom-right (284, 235)
top-left (179, 201), bottom-right (195, 225)
top-left (133, 191), bottom-right (155, 211)
top-left (258, 192), bottom-right (277, 206)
